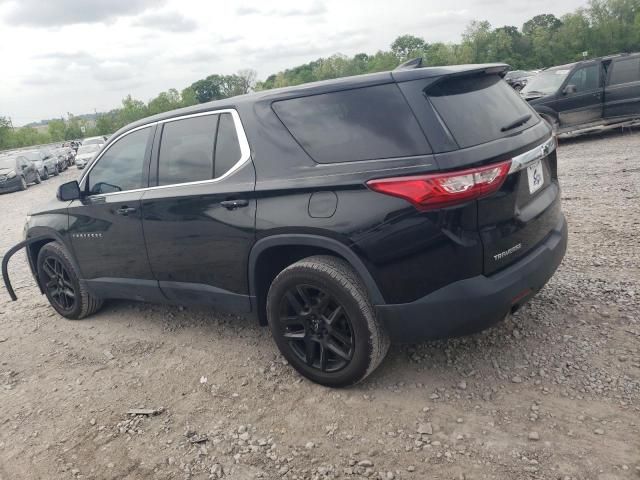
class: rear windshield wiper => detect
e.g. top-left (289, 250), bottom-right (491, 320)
top-left (501, 114), bottom-right (532, 132)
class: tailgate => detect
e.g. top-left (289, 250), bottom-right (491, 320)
top-left (478, 137), bottom-right (562, 274)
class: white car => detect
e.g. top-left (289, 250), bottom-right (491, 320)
top-left (75, 144), bottom-right (102, 169)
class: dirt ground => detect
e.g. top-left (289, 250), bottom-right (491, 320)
top-left (1, 130), bottom-right (639, 480)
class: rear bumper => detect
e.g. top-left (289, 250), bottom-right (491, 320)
top-left (376, 215), bottom-right (567, 343)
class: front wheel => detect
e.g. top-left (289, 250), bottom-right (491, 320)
top-left (53, 165), bottom-right (59, 176)
top-left (266, 255), bottom-right (390, 387)
top-left (37, 242), bottom-right (103, 319)
top-left (19, 176), bottom-right (27, 190)
top-left (34, 171), bottom-right (42, 184)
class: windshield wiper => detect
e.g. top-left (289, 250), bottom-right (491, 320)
top-left (501, 114), bottom-right (532, 132)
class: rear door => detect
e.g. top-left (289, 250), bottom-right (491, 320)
top-left (555, 62), bottom-right (604, 127)
top-left (604, 55), bottom-right (640, 119)
top-left (141, 110), bottom-right (256, 312)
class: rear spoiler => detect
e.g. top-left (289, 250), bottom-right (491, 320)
top-left (391, 63), bottom-right (510, 84)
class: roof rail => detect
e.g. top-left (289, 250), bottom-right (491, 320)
top-left (394, 57), bottom-right (423, 70)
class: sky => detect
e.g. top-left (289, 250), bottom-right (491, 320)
top-left (0, 0), bottom-right (588, 126)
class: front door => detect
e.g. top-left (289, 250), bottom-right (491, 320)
top-left (556, 63), bottom-right (604, 127)
top-left (141, 111), bottom-right (256, 312)
top-left (68, 125), bottom-right (163, 302)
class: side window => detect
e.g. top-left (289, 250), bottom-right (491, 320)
top-left (158, 115), bottom-right (218, 186)
top-left (567, 65), bottom-right (599, 93)
top-left (272, 84), bottom-right (430, 163)
top-left (214, 113), bottom-right (242, 178)
top-left (609, 57), bottom-right (640, 85)
top-left (88, 127), bottom-right (150, 195)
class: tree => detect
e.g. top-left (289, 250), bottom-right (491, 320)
top-left (47, 119), bottom-right (66, 141)
top-left (523, 14), bottom-right (563, 35)
top-left (0, 116), bottom-right (12, 150)
top-left (391, 34), bottom-right (426, 59)
top-left (235, 69), bottom-right (257, 94)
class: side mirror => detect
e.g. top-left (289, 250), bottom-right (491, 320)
top-left (57, 181), bottom-right (82, 201)
top-left (563, 84), bottom-right (577, 95)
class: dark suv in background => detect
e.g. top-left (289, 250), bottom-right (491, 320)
top-left (4, 63), bottom-right (567, 387)
top-left (522, 52), bottom-right (640, 133)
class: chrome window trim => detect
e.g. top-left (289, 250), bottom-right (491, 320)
top-left (79, 109), bottom-right (251, 197)
top-left (508, 136), bottom-right (556, 174)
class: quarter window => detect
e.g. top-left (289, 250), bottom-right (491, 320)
top-left (566, 65), bottom-right (600, 93)
top-left (215, 113), bottom-right (242, 178)
top-left (609, 57), bottom-right (640, 85)
top-left (87, 127), bottom-right (151, 195)
top-left (272, 84), bottom-right (430, 163)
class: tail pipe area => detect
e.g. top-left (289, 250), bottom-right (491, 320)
top-left (2, 235), bottom-right (50, 301)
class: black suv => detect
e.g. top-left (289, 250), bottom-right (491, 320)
top-left (3, 64), bottom-right (567, 387)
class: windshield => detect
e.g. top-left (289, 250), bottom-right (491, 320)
top-left (78, 145), bottom-right (100, 155)
top-left (0, 157), bottom-right (17, 169)
top-left (521, 69), bottom-right (569, 95)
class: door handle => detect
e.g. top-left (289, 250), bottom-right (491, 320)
top-left (220, 199), bottom-right (249, 210)
top-left (116, 206), bottom-right (137, 216)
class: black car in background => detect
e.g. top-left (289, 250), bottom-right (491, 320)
top-left (522, 53), bottom-right (640, 133)
top-left (4, 63), bottom-right (567, 387)
top-left (0, 154), bottom-right (41, 192)
top-left (504, 70), bottom-right (536, 90)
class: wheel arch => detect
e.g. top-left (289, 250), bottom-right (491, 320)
top-left (25, 230), bottom-right (79, 292)
top-left (249, 235), bottom-right (384, 325)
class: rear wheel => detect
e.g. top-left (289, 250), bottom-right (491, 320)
top-left (43, 168), bottom-right (49, 180)
top-left (37, 243), bottom-right (103, 320)
top-left (266, 255), bottom-right (389, 387)
top-left (34, 171), bottom-right (41, 184)
top-left (53, 165), bottom-right (59, 176)
top-left (19, 176), bottom-right (27, 190)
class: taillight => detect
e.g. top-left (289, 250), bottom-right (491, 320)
top-left (366, 160), bottom-right (512, 211)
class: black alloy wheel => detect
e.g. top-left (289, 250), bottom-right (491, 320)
top-left (278, 284), bottom-right (354, 373)
top-left (267, 255), bottom-right (390, 387)
top-left (41, 256), bottom-right (76, 312)
top-left (37, 242), bottom-right (103, 319)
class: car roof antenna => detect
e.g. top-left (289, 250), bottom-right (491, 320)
top-left (395, 57), bottom-right (423, 70)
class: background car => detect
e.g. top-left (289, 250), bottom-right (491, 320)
top-left (504, 69), bottom-right (536, 90)
top-left (74, 144), bottom-right (101, 169)
top-left (81, 136), bottom-right (106, 148)
top-left (0, 154), bottom-right (41, 192)
top-left (22, 149), bottom-right (59, 179)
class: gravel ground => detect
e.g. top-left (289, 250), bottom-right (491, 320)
top-left (1, 130), bottom-right (639, 480)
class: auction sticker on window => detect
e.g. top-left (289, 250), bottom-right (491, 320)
top-left (527, 160), bottom-right (544, 194)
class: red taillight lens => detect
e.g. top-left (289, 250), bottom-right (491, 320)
top-left (366, 160), bottom-right (512, 211)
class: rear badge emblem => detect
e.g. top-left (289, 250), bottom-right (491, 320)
top-left (494, 243), bottom-right (522, 261)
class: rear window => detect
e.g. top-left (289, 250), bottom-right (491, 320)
top-left (609, 57), bottom-right (640, 85)
top-left (272, 84), bottom-right (430, 163)
top-left (427, 75), bottom-right (537, 149)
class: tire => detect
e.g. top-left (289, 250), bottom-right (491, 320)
top-left (19, 176), bottom-right (27, 190)
top-left (37, 242), bottom-right (103, 320)
top-left (266, 255), bottom-right (390, 387)
top-left (53, 165), bottom-right (59, 176)
top-left (34, 171), bottom-right (41, 184)
top-left (43, 168), bottom-right (49, 180)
